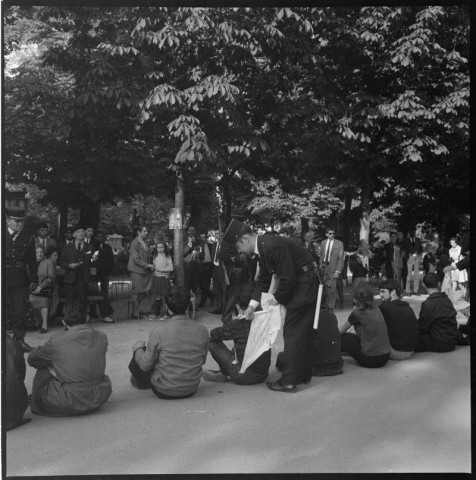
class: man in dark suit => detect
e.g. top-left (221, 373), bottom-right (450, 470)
top-left (223, 219), bottom-right (319, 393)
top-left (319, 228), bottom-right (345, 310)
top-left (94, 231), bottom-right (114, 299)
top-left (210, 229), bottom-right (225, 314)
top-left (5, 209), bottom-right (33, 352)
top-left (59, 225), bottom-right (97, 306)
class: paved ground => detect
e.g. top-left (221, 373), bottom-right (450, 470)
top-left (5, 288), bottom-right (471, 475)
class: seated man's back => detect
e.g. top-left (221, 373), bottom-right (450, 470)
top-left (379, 300), bottom-right (418, 353)
top-left (28, 303), bottom-right (112, 416)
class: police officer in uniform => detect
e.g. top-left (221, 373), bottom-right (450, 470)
top-left (5, 210), bottom-right (33, 352)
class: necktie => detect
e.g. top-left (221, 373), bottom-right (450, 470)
top-left (325, 241), bottom-right (331, 263)
top-left (77, 243), bottom-right (82, 253)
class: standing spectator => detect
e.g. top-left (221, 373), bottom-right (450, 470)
top-left (197, 231), bottom-right (214, 307)
top-left (225, 220), bottom-right (319, 393)
top-left (46, 246), bottom-right (64, 322)
top-left (423, 242), bottom-right (437, 274)
top-left (129, 287), bottom-right (209, 399)
top-left (27, 302), bottom-right (112, 416)
top-left (319, 228), bottom-right (345, 310)
top-left (302, 230), bottom-right (320, 263)
top-left (350, 240), bottom-right (369, 291)
top-left (5, 209), bottom-right (33, 352)
top-left (59, 225), bottom-right (97, 307)
top-left (383, 232), bottom-right (403, 283)
top-left (183, 225), bottom-right (199, 296)
top-left (415, 273), bottom-right (458, 352)
top-left (150, 240), bottom-right (173, 319)
top-left (127, 226), bottom-right (155, 318)
top-left (58, 225), bottom-right (74, 257)
top-left (436, 239), bottom-right (450, 284)
top-left (448, 237), bottom-right (468, 298)
top-left (403, 227), bottom-right (423, 296)
top-left (94, 231), bottom-right (115, 300)
top-left (84, 225), bottom-right (97, 248)
top-left (210, 228), bottom-right (225, 315)
top-left (29, 245), bottom-right (56, 333)
top-left (26, 221), bottom-right (57, 281)
top-left (339, 284), bottom-right (391, 368)
top-left (378, 279), bottom-right (418, 360)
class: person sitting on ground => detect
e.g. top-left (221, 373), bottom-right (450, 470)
top-left (378, 279), bottom-right (418, 360)
top-left (129, 286), bottom-right (209, 399)
top-left (5, 336), bottom-right (31, 430)
top-left (203, 315), bottom-right (271, 385)
top-left (339, 283), bottom-right (391, 368)
top-left (27, 302), bottom-right (112, 416)
top-left (415, 272), bottom-right (458, 353)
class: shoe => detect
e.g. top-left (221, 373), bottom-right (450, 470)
top-left (266, 379), bottom-right (297, 393)
top-left (202, 370), bottom-right (230, 382)
top-left (17, 338), bottom-right (32, 353)
top-left (160, 315), bottom-right (171, 320)
top-left (102, 317), bottom-right (114, 323)
top-left (211, 309), bottom-right (222, 315)
top-left (39, 328), bottom-right (48, 334)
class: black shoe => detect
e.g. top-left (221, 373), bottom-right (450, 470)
top-left (211, 309), bottom-right (222, 315)
top-left (17, 338), bottom-right (32, 353)
top-left (266, 379), bottom-right (297, 393)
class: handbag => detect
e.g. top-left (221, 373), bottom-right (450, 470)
top-left (30, 282), bottom-right (53, 297)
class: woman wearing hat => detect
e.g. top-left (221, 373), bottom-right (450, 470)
top-left (127, 226), bottom-right (155, 318)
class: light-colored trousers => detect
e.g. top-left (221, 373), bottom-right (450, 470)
top-left (405, 255), bottom-right (421, 294)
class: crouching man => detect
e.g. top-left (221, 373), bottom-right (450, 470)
top-left (203, 316), bottom-right (271, 384)
top-left (129, 286), bottom-right (209, 399)
top-left (28, 302), bottom-right (112, 416)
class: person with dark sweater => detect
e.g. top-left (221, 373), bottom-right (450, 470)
top-left (339, 284), bottom-right (390, 368)
top-left (378, 279), bottom-right (418, 360)
top-left (415, 273), bottom-right (458, 352)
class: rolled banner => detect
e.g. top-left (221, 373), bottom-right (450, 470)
top-left (313, 284), bottom-right (324, 330)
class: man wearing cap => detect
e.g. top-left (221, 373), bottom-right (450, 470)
top-left (59, 225), bottom-right (97, 306)
top-left (223, 219), bottom-right (319, 393)
top-left (319, 228), bottom-right (345, 310)
top-left (5, 210), bottom-right (33, 352)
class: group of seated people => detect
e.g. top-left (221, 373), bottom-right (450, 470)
top-left (6, 270), bottom-right (469, 430)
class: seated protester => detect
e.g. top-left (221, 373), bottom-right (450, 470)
top-left (276, 286), bottom-right (343, 376)
top-left (27, 302), bottom-right (112, 417)
top-left (339, 283), bottom-right (391, 368)
top-left (378, 279), bottom-right (418, 360)
top-left (129, 286), bottom-right (209, 399)
top-left (5, 336), bottom-right (31, 430)
top-left (203, 317), bottom-right (271, 385)
top-left (415, 272), bottom-right (458, 353)
top-left (87, 281), bottom-right (115, 324)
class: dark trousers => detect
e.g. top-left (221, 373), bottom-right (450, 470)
top-left (98, 274), bottom-right (110, 299)
top-left (128, 353), bottom-right (195, 399)
top-left (341, 333), bottom-right (389, 368)
top-left (64, 278), bottom-right (87, 305)
top-left (209, 342), bottom-right (269, 385)
top-left (222, 276), bottom-right (243, 323)
top-left (280, 301), bottom-right (315, 385)
top-left (212, 265), bottom-right (225, 311)
top-left (415, 334), bottom-right (456, 353)
top-left (6, 285), bottom-right (29, 339)
top-left (197, 263), bottom-right (213, 305)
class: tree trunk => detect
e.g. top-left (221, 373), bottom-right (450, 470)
top-left (342, 187), bottom-right (353, 248)
top-left (78, 198), bottom-right (101, 230)
top-left (223, 182), bottom-right (232, 227)
top-left (173, 173), bottom-right (185, 288)
top-left (359, 182), bottom-right (371, 242)
top-left (58, 202), bottom-right (69, 237)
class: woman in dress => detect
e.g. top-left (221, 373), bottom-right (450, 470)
top-left (127, 226), bottom-right (155, 318)
top-left (150, 240), bottom-right (174, 319)
top-left (29, 245), bottom-right (56, 333)
top-left (448, 237), bottom-right (468, 297)
top-left (339, 283), bottom-right (390, 368)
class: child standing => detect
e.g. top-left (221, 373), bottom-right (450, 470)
top-left (150, 241), bottom-right (174, 319)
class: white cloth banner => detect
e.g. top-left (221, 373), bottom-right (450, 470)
top-left (441, 273), bottom-right (470, 311)
top-left (239, 291), bottom-right (285, 374)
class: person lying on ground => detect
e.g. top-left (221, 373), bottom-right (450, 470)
top-left (27, 302), bottom-right (112, 416)
top-left (129, 286), bottom-right (209, 399)
top-left (415, 272), bottom-right (459, 353)
top-left (339, 283), bottom-right (391, 368)
top-left (378, 279), bottom-right (418, 360)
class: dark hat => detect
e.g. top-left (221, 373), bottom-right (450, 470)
top-left (5, 209), bottom-right (25, 220)
top-left (222, 218), bottom-right (250, 246)
top-left (72, 224), bottom-right (85, 233)
top-left (65, 225), bottom-right (74, 233)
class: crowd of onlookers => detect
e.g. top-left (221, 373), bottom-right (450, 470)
top-left (5, 209), bottom-right (470, 431)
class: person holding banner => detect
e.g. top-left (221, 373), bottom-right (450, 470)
top-left (223, 219), bottom-right (319, 393)
top-left (203, 317), bottom-right (271, 384)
